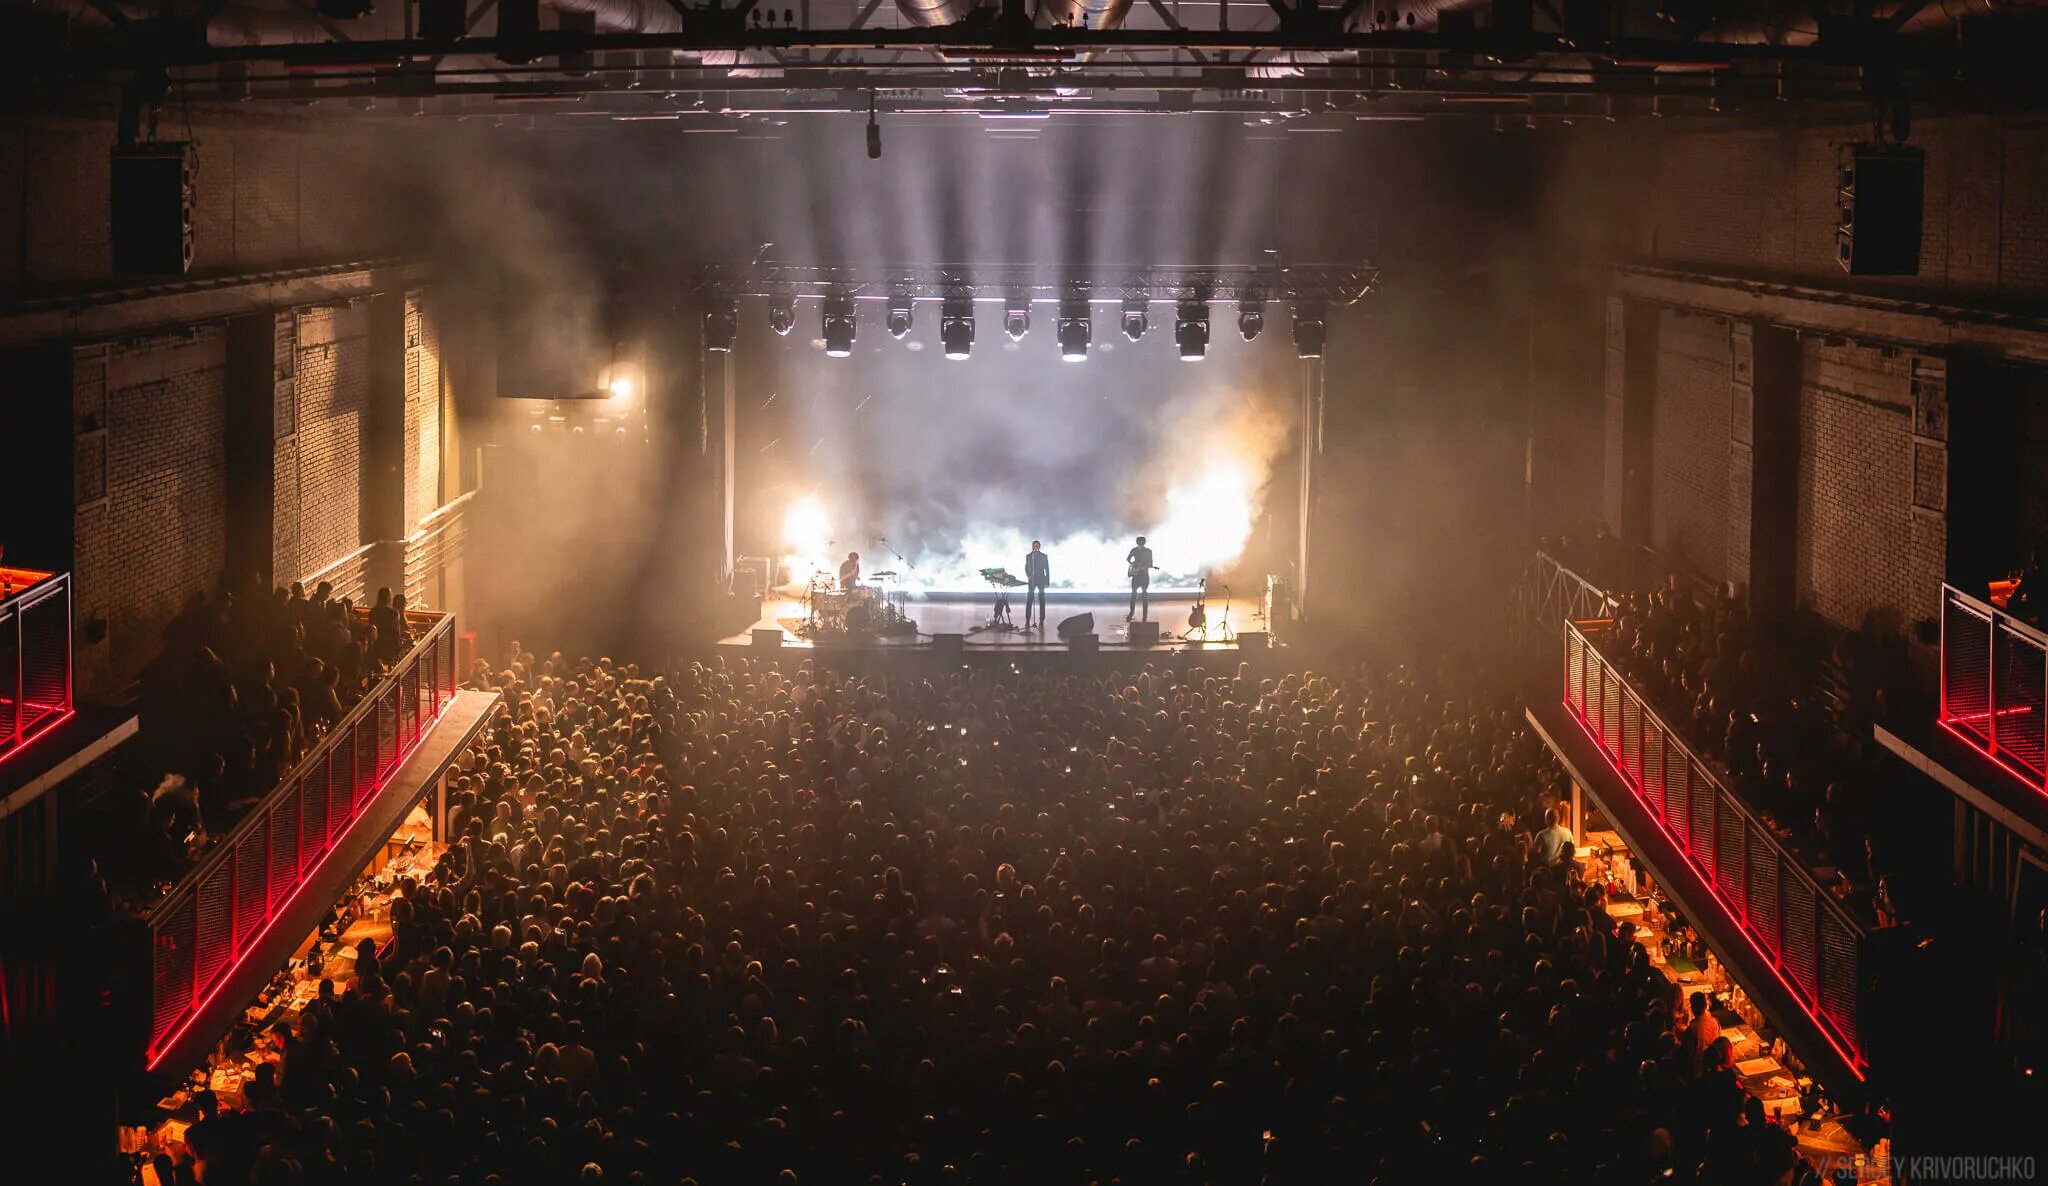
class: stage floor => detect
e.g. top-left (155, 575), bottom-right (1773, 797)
top-left (719, 589), bottom-right (1271, 655)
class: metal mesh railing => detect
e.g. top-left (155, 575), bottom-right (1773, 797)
top-left (1563, 619), bottom-right (1868, 1076)
top-left (144, 610), bottom-right (458, 1069)
top-left (1941, 583), bottom-right (2048, 791)
top-left (0, 570), bottom-right (74, 764)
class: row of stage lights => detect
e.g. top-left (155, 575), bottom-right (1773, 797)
top-left (702, 295), bottom-right (1328, 361)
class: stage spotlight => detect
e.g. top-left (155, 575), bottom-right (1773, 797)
top-left (822, 295), bottom-right (856, 357)
top-left (600, 363), bottom-right (640, 403)
top-left (1004, 296), bottom-right (1030, 342)
top-left (886, 296), bottom-right (914, 340)
top-left (1237, 300), bottom-right (1265, 341)
top-left (768, 298), bottom-right (796, 337)
top-left (1056, 296), bottom-right (1091, 362)
top-left (1121, 297), bottom-right (1149, 342)
top-left (704, 301), bottom-right (738, 352)
top-left (1175, 299), bottom-right (1210, 361)
top-left (940, 294), bottom-right (975, 360)
top-left (1292, 302), bottom-right (1327, 359)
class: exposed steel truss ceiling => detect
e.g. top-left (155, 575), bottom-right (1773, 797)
top-left (13, 0), bottom-right (2046, 120)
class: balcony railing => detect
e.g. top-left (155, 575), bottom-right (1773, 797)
top-left (1518, 551), bottom-right (1615, 628)
top-left (1939, 582), bottom-right (2048, 794)
top-left (0, 568), bottom-right (73, 765)
top-left (144, 610), bottom-right (458, 1069)
top-left (1563, 618), bottom-right (1869, 1077)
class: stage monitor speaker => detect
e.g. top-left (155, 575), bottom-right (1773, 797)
top-left (1128, 621), bottom-right (1160, 646)
top-left (1056, 612), bottom-right (1095, 639)
top-left (751, 628), bottom-right (784, 649)
top-left (1237, 632), bottom-right (1269, 651)
top-left (933, 633), bottom-right (964, 660)
top-left (111, 143), bottom-right (194, 276)
top-left (1837, 142), bottom-right (1923, 276)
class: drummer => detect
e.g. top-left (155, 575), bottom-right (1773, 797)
top-left (838, 551), bottom-right (860, 589)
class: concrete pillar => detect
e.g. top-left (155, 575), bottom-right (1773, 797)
top-left (363, 293), bottom-right (408, 598)
top-left (1605, 297), bottom-right (1658, 549)
top-left (1747, 324), bottom-right (1802, 619)
top-left (223, 314), bottom-right (278, 588)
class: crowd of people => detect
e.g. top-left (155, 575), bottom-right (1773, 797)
top-left (1601, 577), bottom-right (1917, 925)
top-left (114, 576), bottom-right (415, 901)
top-left (153, 641), bottom-right (1855, 1186)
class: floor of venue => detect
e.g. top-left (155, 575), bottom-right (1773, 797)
top-left (719, 588), bottom-right (1274, 653)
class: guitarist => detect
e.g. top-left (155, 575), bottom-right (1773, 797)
top-left (1126, 535), bottom-right (1155, 622)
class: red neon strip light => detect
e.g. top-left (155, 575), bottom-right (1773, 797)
top-left (145, 702), bottom-right (449, 1072)
top-left (0, 708), bottom-right (77, 769)
top-left (1565, 699), bottom-right (1869, 1080)
top-left (1936, 716), bottom-right (2048, 797)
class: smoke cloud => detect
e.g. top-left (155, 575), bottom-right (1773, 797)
top-left (741, 308), bottom-right (1296, 591)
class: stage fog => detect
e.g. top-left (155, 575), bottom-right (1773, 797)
top-left (732, 299), bottom-right (1299, 593)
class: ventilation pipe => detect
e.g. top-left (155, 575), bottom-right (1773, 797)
top-left (1038, 0), bottom-right (1135, 27)
top-left (543, 0), bottom-right (683, 33)
top-left (896, 0), bottom-right (984, 25)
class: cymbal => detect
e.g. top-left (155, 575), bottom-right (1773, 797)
top-left (870, 570), bottom-right (899, 578)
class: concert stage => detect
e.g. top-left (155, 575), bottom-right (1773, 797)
top-left (717, 589), bottom-right (1274, 657)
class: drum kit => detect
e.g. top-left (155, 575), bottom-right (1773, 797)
top-left (802, 569), bottom-right (913, 638)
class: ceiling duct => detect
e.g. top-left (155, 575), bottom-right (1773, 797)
top-left (543, 0), bottom-right (683, 32)
top-left (895, 0), bottom-right (985, 25)
top-left (1247, 49), bottom-right (1333, 78)
top-left (696, 48), bottom-right (784, 78)
top-left (1387, 0), bottom-right (2048, 42)
top-left (1039, 0), bottom-right (1134, 28)
top-left (1375, 0), bottom-right (1488, 28)
top-left (542, 0), bottom-right (781, 75)
top-left (1704, 0), bottom-right (2048, 44)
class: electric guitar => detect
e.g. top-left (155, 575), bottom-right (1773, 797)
top-left (1188, 578), bottom-right (1208, 631)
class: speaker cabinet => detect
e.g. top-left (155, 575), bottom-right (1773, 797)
top-left (1237, 632), bottom-right (1269, 651)
top-left (932, 633), bottom-right (964, 660)
top-left (751, 628), bottom-right (784, 649)
top-left (1066, 633), bottom-right (1099, 654)
top-left (1056, 612), bottom-right (1095, 639)
top-left (1127, 621), bottom-right (1161, 645)
top-left (110, 143), bottom-right (194, 276)
top-left (1837, 143), bottom-right (1923, 276)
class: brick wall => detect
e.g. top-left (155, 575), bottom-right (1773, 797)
top-left (1650, 310), bottom-right (1734, 583)
top-left (0, 112), bottom-right (398, 299)
top-left (278, 304), bottom-right (370, 590)
top-left (70, 330), bottom-right (227, 696)
top-left (1643, 116), bottom-right (2048, 299)
top-left (1794, 341), bottom-right (1946, 629)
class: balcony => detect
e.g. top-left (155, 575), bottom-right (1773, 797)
top-left (0, 567), bottom-right (73, 766)
top-left (1938, 583), bottom-right (2048, 797)
top-left (1549, 618), bottom-right (1871, 1086)
top-left (142, 611), bottom-right (482, 1072)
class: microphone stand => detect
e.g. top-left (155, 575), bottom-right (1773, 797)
top-left (875, 536), bottom-right (913, 573)
top-left (874, 537), bottom-right (917, 635)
